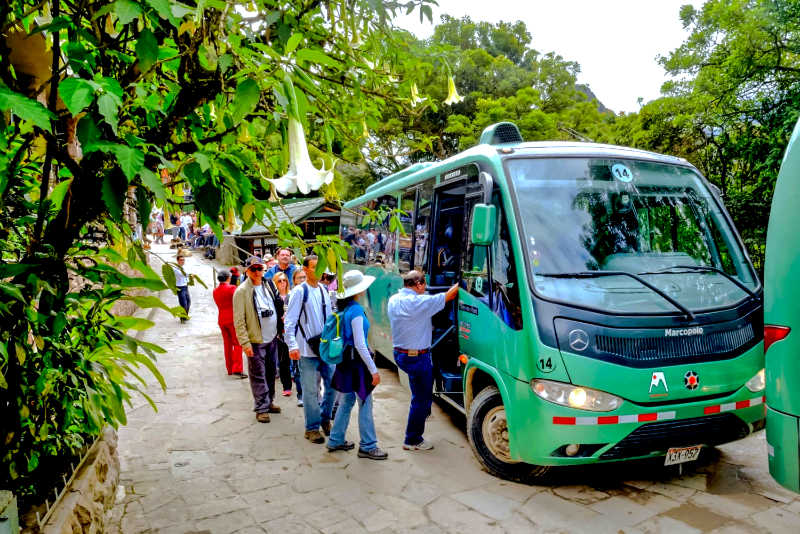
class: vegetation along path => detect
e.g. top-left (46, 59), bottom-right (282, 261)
top-left (108, 245), bottom-right (800, 534)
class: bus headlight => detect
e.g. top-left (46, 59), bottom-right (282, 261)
top-left (745, 368), bottom-right (765, 392)
top-left (531, 379), bottom-right (622, 412)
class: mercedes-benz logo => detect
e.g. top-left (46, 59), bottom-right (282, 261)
top-left (568, 329), bottom-right (589, 352)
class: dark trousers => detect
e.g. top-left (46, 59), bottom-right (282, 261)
top-left (394, 350), bottom-right (434, 446)
top-left (177, 286), bottom-right (190, 314)
top-left (247, 339), bottom-right (278, 413)
top-left (277, 339), bottom-right (293, 391)
top-left (219, 322), bottom-right (243, 375)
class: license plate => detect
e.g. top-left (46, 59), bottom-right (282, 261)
top-left (664, 445), bottom-right (702, 466)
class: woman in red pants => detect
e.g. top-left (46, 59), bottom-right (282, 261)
top-left (213, 269), bottom-right (247, 378)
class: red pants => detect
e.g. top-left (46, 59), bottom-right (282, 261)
top-left (219, 322), bottom-right (243, 374)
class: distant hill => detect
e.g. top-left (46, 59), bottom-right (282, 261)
top-left (576, 84), bottom-right (613, 114)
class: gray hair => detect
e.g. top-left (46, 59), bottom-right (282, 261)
top-left (217, 269), bottom-right (231, 282)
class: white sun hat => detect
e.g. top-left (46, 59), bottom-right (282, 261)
top-left (339, 270), bottom-right (375, 299)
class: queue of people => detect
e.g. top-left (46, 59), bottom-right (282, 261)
top-left (202, 244), bottom-right (458, 459)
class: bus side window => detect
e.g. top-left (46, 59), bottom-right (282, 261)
top-left (398, 189), bottom-right (416, 273)
top-left (415, 180), bottom-right (434, 272)
top-left (466, 243), bottom-right (490, 299)
top-left (492, 200), bottom-right (523, 330)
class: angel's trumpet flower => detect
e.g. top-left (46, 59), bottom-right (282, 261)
top-left (443, 76), bottom-right (464, 105)
top-left (410, 83), bottom-right (425, 107)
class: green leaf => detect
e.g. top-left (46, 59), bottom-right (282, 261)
top-left (135, 186), bottom-right (152, 236)
top-left (170, 2), bottom-right (195, 18)
top-left (77, 116), bottom-right (101, 147)
top-left (0, 85), bottom-right (55, 130)
top-left (140, 168), bottom-right (166, 200)
top-left (47, 178), bottom-right (73, 213)
top-left (59, 78), bottom-right (96, 115)
top-left (0, 282), bottom-right (24, 302)
top-left (285, 33), bottom-right (303, 55)
top-left (135, 29), bottom-right (159, 73)
top-left (145, 0), bottom-right (175, 24)
top-left (113, 0), bottom-right (142, 25)
top-left (113, 316), bottom-right (155, 330)
top-left (162, 263), bottom-right (177, 291)
top-left (233, 78), bottom-right (260, 122)
top-left (113, 145), bottom-right (145, 181)
top-left (194, 182), bottom-right (221, 219)
top-left (296, 48), bottom-right (342, 70)
top-left (101, 172), bottom-right (127, 219)
top-left (97, 93), bottom-right (119, 134)
top-left (198, 42), bottom-right (218, 71)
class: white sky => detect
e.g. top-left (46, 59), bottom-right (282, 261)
top-left (393, 0), bottom-right (705, 114)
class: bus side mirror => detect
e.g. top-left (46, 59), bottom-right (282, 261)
top-left (470, 203), bottom-right (497, 246)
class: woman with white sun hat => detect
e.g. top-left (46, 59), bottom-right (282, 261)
top-left (326, 270), bottom-right (388, 460)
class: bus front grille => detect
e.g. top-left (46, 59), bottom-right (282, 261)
top-left (595, 323), bottom-right (755, 364)
top-left (600, 413), bottom-right (750, 460)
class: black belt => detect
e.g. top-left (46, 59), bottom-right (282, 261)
top-left (394, 348), bottom-right (430, 356)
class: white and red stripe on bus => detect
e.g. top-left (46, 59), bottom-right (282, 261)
top-left (552, 395), bottom-right (764, 425)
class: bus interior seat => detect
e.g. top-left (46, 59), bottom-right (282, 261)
top-left (602, 252), bottom-right (699, 272)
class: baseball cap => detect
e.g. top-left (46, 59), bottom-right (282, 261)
top-left (245, 256), bottom-right (265, 268)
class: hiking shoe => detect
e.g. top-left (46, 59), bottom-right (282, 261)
top-left (304, 430), bottom-right (325, 444)
top-left (358, 447), bottom-right (388, 460)
top-left (321, 420), bottom-right (332, 436)
top-left (297, 398), bottom-right (304, 407)
top-left (327, 441), bottom-right (355, 452)
top-left (282, 390), bottom-right (292, 396)
top-left (267, 404), bottom-right (281, 414)
top-left (233, 372), bottom-right (248, 379)
top-left (403, 440), bottom-right (434, 451)
top-left (256, 412), bottom-right (270, 423)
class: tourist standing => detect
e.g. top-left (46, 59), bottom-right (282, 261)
top-left (213, 269), bottom-right (246, 379)
top-left (387, 271), bottom-right (458, 450)
top-left (273, 272), bottom-right (295, 398)
top-left (266, 248), bottom-right (297, 288)
top-left (284, 255), bottom-right (334, 443)
top-left (327, 271), bottom-right (388, 460)
top-left (233, 257), bottom-right (284, 423)
top-left (173, 253), bottom-right (190, 323)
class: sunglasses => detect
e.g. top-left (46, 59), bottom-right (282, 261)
top-left (249, 266), bottom-right (264, 272)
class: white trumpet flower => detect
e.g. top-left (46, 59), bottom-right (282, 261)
top-left (410, 83), bottom-right (426, 107)
top-left (268, 115), bottom-right (335, 196)
top-left (443, 76), bottom-right (464, 105)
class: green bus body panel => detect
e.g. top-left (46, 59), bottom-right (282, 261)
top-left (764, 116), bottom-right (800, 492)
top-left (346, 144), bottom-right (764, 468)
top-left (562, 344), bottom-right (762, 404)
top-left (766, 406), bottom-right (800, 492)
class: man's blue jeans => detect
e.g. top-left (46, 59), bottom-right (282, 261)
top-left (394, 350), bottom-right (433, 446)
top-left (299, 356), bottom-right (335, 431)
top-left (176, 286), bottom-right (190, 314)
top-left (328, 392), bottom-right (377, 451)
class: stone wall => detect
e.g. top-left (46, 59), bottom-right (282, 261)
top-left (30, 429), bottom-right (120, 534)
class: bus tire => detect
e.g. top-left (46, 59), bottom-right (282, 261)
top-left (467, 385), bottom-right (550, 483)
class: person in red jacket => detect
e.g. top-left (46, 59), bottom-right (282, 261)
top-left (214, 269), bottom-right (247, 378)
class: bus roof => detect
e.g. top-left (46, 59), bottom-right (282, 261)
top-left (350, 140), bottom-right (692, 208)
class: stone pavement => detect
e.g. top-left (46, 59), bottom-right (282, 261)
top-left (109, 244), bottom-right (800, 533)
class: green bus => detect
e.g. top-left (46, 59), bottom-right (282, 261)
top-left (342, 122), bottom-right (765, 480)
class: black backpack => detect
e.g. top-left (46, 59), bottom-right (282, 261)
top-left (294, 284), bottom-right (327, 355)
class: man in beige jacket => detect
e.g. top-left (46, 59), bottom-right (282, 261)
top-left (233, 256), bottom-right (284, 423)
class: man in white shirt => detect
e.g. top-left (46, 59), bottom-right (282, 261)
top-left (179, 213), bottom-right (192, 241)
top-left (233, 257), bottom-right (284, 423)
top-left (173, 254), bottom-right (190, 323)
top-left (284, 255), bottom-right (334, 444)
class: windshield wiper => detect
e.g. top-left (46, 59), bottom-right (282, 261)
top-left (639, 265), bottom-right (759, 302)
top-left (538, 270), bottom-right (695, 320)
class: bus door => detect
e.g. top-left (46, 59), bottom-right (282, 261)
top-left (764, 116), bottom-right (800, 493)
top-left (426, 175), bottom-right (483, 407)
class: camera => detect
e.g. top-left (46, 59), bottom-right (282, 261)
top-left (260, 309), bottom-right (274, 318)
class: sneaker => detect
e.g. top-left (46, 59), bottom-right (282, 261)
top-left (304, 430), bottom-right (325, 444)
top-left (358, 447), bottom-right (388, 460)
top-left (282, 390), bottom-right (292, 396)
top-left (403, 440), bottom-right (434, 451)
top-left (327, 441), bottom-right (355, 452)
top-left (297, 398), bottom-right (304, 407)
top-left (267, 403), bottom-right (281, 414)
top-left (321, 420), bottom-right (332, 436)
top-left (233, 372), bottom-right (248, 379)
top-left (256, 412), bottom-right (270, 423)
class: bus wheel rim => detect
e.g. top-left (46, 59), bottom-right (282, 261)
top-left (482, 405), bottom-right (519, 464)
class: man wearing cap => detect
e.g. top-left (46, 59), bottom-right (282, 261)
top-left (265, 247), bottom-right (297, 288)
top-left (284, 255), bottom-right (334, 444)
top-left (387, 271), bottom-right (458, 451)
top-left (233, 256), bottom-right (285, 423)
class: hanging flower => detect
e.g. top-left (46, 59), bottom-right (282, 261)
top-left (443, 76), bottom-right (464, 105)
top-left (268, 78), bottom-right (336, 196)
top-left (410, 83), bottom-right (426, 107)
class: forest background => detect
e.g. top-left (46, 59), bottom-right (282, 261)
top-left (0, 0), bottom-right (797, 511)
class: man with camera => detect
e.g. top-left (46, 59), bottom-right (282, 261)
top-left (233, 256), bottom-right (285, 423)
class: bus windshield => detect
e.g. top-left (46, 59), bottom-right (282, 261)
top-left (506, 157), bottom-right (758, 314)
